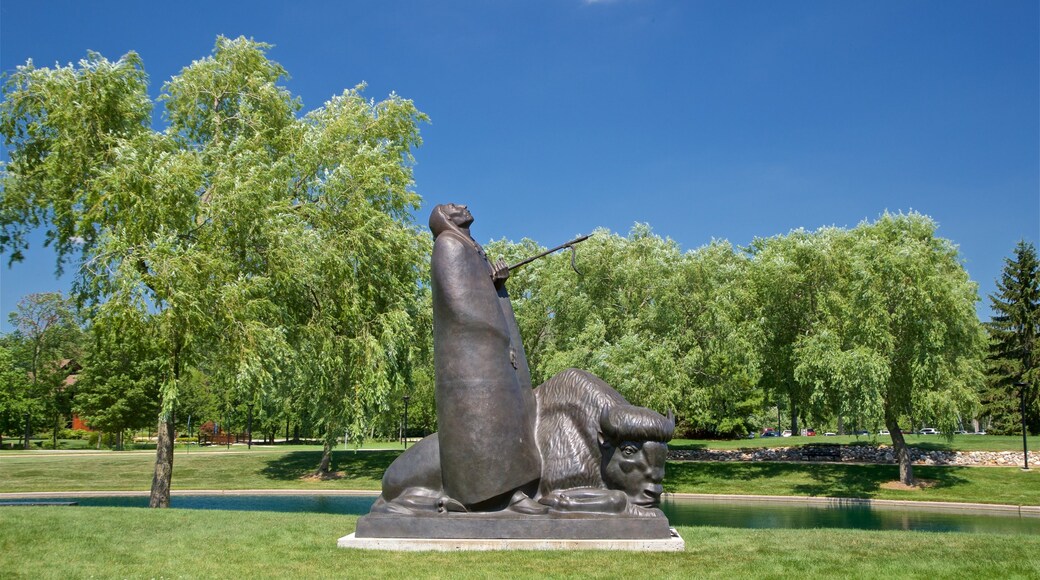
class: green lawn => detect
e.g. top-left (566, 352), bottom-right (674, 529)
top-left (0, 448), bottom-right (393, 492)
top-left (2, 447), bottom-right (1038, 506)
top-left (665, 461), bottom-right (1040, 505)
top-left (671, 433), bottom-right (1034, 452)
top-left (0, 507), bottom-right (1037, 579)
top-left (1, 439), bottom-right (412, 452)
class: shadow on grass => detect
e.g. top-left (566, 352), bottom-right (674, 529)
top-left (666, 462), bottom-right (972, 499)
top-left (260, 450), bottom-right (400, 482)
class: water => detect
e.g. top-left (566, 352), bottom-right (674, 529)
top-left (660, 497), bottom-right (1040, 535)
top-left (5, 494), bottom-right (1038, 535)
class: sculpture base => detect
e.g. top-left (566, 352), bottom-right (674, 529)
top-left (339, 527), bottom-right (684, 552)
top-left (354, 510), bottom-right (674, 540)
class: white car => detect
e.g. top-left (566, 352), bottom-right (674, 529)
top-left (919, 428), bottom-right (940, 435)
top-left (878, 429), bottom-right (890, 435)
top-left (781, 430), bottom-right (792, 437)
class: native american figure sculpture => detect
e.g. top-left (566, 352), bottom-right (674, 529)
top-left (355, 204), bottom-right (675, 540)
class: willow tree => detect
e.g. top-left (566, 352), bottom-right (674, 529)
top-left (1, 37), bottom-right (427, 504)
top-left (746, 228), bottom-right (843, 435)
top-left (793, 213), bottom-right (986, 484)
top-left (489, 225), bottom-right (761, 436)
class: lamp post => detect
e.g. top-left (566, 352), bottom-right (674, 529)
top-left (402, 395), bottom-right (411, 450)
top-left (246, 403), bottom-right (254, 450)
top-left (1015, 382), bottom-right (1030, 471)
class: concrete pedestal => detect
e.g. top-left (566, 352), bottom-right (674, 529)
top-left (341, 511), bottom-right (683, 551)
top-left (338, 528), bottom-right (684, 552)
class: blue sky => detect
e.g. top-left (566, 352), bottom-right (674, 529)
top-left (1, 0), bottom-right (1037, 331)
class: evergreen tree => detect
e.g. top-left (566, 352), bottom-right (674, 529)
top-left (983, 241), bottom-right (1040, 435)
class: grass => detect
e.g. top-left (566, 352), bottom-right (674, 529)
top-left (1, 439), bottom-right (412, 452)
top-left (0, 506), bottom-right (1037, 579)
top-left (666, 461), bottom-right (1040, 505)
top-left (0, 448), bottom-right (394, 492)
top-left (3, 447), bottom-right (1039, 506)
top-left (671, 433), bottom-right (1035, 452)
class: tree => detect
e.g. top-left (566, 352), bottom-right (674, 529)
top-left (983, 241), bottom-right (1040, 434)
top-left (746, 228), bottom-right (843, 435)
top-left (0, 338), bottom-right (32, 448)
top-left (488, 225), bottom-right (761, 437)
top-left (792, 213), bottom-right (986, 484)
top-left (5, 293), bottom-right (83, 449)
top-left (75, 302), bottom-right (162, 448)
top-left (1, 37), bottom-right (427, 504)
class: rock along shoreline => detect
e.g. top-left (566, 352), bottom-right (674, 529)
top-left (668, 446), bottom-right (1039, 467)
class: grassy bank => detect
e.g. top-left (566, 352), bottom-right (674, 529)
top-left (2, 448), bottom-right (1038, 506)
top-left (0, 448), bottom-right (392, 493)
top-left (671, 434), bottom-right (1034, 452)
top-left (665, 461), bottom-right (1040, 505)
top-left (1, 507), bottom-right (1037, 579)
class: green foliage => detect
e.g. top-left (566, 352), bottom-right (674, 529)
top-left (489, 226), bottom-right (762, 437)
top-left (1, 293), bottom-right (84, 447)
top-left (1, 36), bottom-right (428, 481)
top-left (983, 241), bottom-right (1040, 434)
top-left (747, 226), bottom-right (861, 434)
top-left (787, 213), bottom-right (986, 482)
top-left (0, 340), bottom-right (32, 439)
top-left (75, 302), bottom-right (161, 434)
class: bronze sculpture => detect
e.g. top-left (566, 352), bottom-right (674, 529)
top-left (355, 204), bottom-right (676, 540)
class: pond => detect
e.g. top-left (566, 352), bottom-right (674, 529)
top-left (5, 494), bottom-right (1039, 536)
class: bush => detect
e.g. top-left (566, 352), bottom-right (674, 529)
top-left (59, 428), bottom-right (91, 440)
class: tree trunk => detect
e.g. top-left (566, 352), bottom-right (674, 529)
top-left (789, 398), bottom-right (798, 435)
top-left (149, 413), bottom-right (176, 508)
top-left (23, 411), bottom-right (31, 449)
top-left (314, 437), bottom-right (333, 476)
top-left (886, 415), bottom-right (915, 485)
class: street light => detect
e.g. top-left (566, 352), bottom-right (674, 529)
top-left (402, 395), bottom-right (411, 450)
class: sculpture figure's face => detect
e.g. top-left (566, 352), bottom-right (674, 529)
top-left (600, 440), bottom-right (667, 508)
top-left (444, 203), bottom-right (473, 228)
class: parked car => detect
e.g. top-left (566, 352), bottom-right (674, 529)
top-left (919, 428), bottom-right (940, 435)
top-left (971, 430), bottom-right (987, 435)
top-left (953, 430), bottom-right (968, 435)
top-left (823, 432), bottom-right (837, 436)
top-left (761, 430), bottom-right (781, 438)
top-left (853, 430), bottom-right (869, 436)
top-left (805, 428), bottom-right (816, 436)
top-left (781, 430), bottom-right (793, 437)
top-left (878, 429), bottom-right (890, 435)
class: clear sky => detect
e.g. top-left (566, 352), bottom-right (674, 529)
top-left (1, 0), bottom-right (1037, 331)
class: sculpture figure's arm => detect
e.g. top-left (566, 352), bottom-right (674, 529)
top-left (537, 488), bottom-right (628, 514)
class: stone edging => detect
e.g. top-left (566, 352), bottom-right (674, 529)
top-left (664, 492), bottom-right (1040, 517)
top-left (668, 446), bottom-right (1039, 467)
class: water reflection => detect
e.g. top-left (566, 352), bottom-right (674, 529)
top-left (659, 497), bottom-right (1040, 535)
top-left (7, 494), bottom-right (1038, 536)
